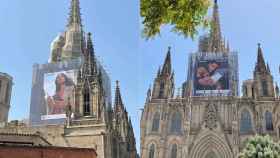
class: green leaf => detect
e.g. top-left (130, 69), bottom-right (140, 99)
top-left (141, 0), bottom-right (211, 39)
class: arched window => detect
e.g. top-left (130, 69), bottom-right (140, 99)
top-left (170, 144), bottom-right (177, 158)
top-left (149, 144), bottom-right (155, 158)
top-left (159, 82), bottom-right (165, 98)
top-left (265, 111), bottom-right (273, 131)
top-left (83, 88), bottom-right (90, 116)
top-left (152, 113), bottom-right (160, 132)
top-left (240, 109), bottom-right (253, 133)
top-left (262, 81), bottom-right (268, 96)
top-left (170, 112), bottom-right (182, 134)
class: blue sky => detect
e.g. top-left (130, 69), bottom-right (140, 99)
top-left (0, 0), bottom-right (280, 153)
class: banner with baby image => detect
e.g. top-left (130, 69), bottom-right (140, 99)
top-left (193, 55), bottom-right (230, 96)
top-left (42, 70), bottom-right (76, 120)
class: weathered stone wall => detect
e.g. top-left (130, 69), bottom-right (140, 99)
top-left (141, 97), bottom-right (280, 158)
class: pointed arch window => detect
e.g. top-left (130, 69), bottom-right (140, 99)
top-left (262, 80), bottom-right (268, 96)
top-left (159, 82), bottom-right (165, 98)
top-left (170, 112), bottom-right (182, 134)
top-left (83, 88), bottom-right (90, 116)
top-left (170, 144), bottom-right (177, 158)
top-left (240, 109), bottom-right (253, 133)
top-left (152, 112), bottom-right (160, 132)
top-left (265, 111), bottom-right (273, 131)
top-left (148, 144), bottom-right (155, 158)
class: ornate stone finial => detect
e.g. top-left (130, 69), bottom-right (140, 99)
top-left (157, 66), bottom-right (161, 77)
top-left (67, 0), bottom-right (82, 27)
top-left (145, 85), bottom-right (152, 103)
top-left (255, 43), bottom-right (267, 74)
top-left (114, 80), bottom-right (124, 113)
top-left (267, 63), bottom-right (271, 73)
top-left (209, 0), bottom-right (222, 53)
top-left (161, 47), bottom-right (172, 75)
top-left (204, 104), bottom-right (218, 130)
top-left (275, 82), bottom-right (279, 98)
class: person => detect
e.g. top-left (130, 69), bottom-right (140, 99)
top-left (196, 61), bottom-right (228, 90)
top-left (47, 73), bottom-right (74, 115)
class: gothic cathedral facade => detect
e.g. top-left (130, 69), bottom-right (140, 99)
top-left (140, 1), bottom-right (280, 158)
top-left (0, 1), bottom-right (137, 158)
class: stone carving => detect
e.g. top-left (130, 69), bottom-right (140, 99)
top-left (204, 104), bottom-right (218, 130)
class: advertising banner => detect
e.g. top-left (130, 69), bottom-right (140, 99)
top-left (42, 70), bottom-right (76, 120)
top-left (193, 54), bottom-right (230, 96)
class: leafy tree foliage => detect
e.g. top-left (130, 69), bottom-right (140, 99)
top-left (239, 135), bottom-right (280, 158)
top-left (140, 0), bottom-right (211, 39)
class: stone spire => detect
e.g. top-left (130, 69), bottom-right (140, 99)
top-left (67, 0), bottom-right (82, 28)
top-left (81, 33), bottom-right (98, 77)
top-left (253, 43), bottom-right (275, 98)
top-left (157, 66), bottom-right (161, 77)
top-left (267, 63), bottom-right (271, 73)
top-left (161, 47), bottom-right (172, 76)
top-left (114, 81), bottom-right (124, 113)
top-left (208, 0), bottom-right (223, 53)
top-left (145, 86), bottom-right (151, 103)
top-left (59, 0), bottom-right (84, 61)
top-left (151, 47), bottom-right (174, 99)
top-left (49, 0), bottom-right (84, 63)
top-left (275, 83), bottom-right (279, 98)
top-left (255, 43), bottom-right (267, 74)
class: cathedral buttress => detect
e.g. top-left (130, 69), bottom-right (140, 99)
top-left (151, 47), bottom-right (175, 99)
top-left (253, 43), bottom-right (275, 99)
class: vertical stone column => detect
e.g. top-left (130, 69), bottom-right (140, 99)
top-left (232, 103), bottom-right (239, 158)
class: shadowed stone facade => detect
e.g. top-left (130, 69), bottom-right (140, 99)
top-left (0, 1), bottom-right (138, 158)
top-left (140, 1), bottom-right (280, 158)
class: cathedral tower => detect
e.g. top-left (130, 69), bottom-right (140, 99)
top-left (0, 72), bottom-right (12, 123)
top-left (49, 0), bottom-right (84, 63)
top-left (253, 44), bottom-right (275, 99)
top-left (113, 81), bottom-right (138, 158)
top-left (151, 47), bottom-right (174, 99)
top-left (141, 1), bottom-right (280, 158)
top-left (185, 0), bottom-right (239, 97)
top-left (73, 32), bottom-right (106, 121)
top-left (198, 0), bottom-right (228, 54)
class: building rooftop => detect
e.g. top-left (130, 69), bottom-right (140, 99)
top-left (0, 72), bottom-right (13, 81)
